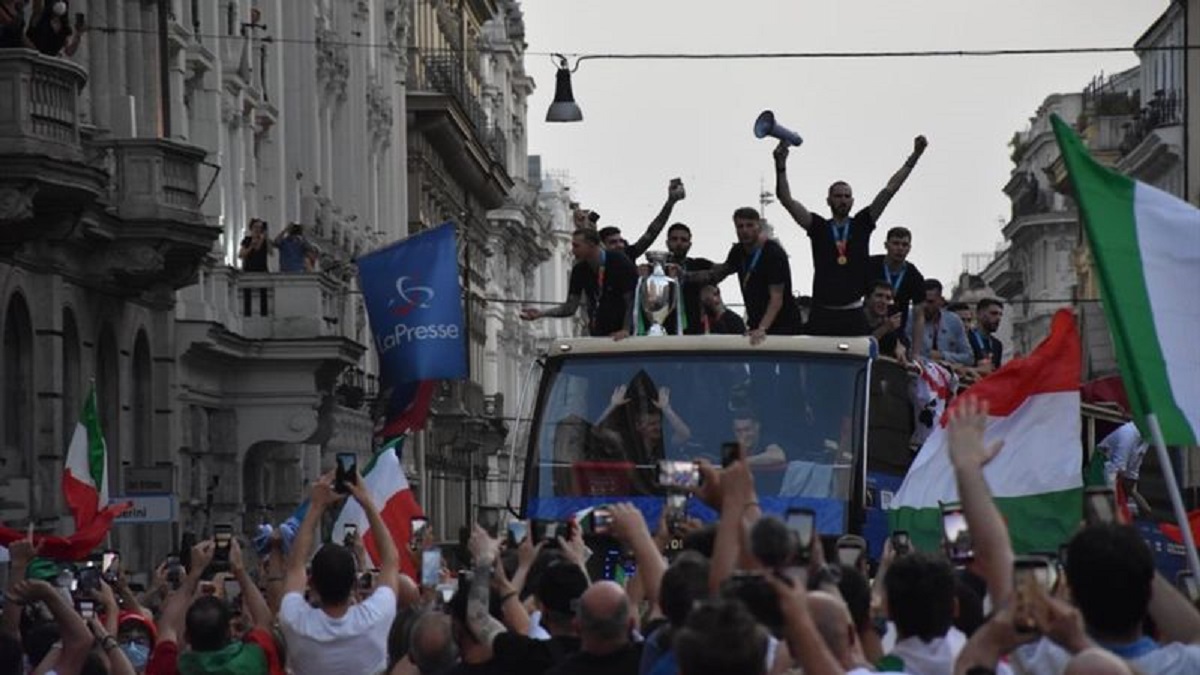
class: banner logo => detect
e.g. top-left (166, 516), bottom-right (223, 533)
top-left (391, 277), bottom-right (435, 316)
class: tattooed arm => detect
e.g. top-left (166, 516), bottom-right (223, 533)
top-left (466, 525), bottom-right (507, 648)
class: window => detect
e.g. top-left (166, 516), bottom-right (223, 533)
top-left (2, 294), bottom-right (34, 479)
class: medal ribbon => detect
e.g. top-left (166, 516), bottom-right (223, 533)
top-left (831, 220), bottom-right (850, 262)
top-left (883, 263), bottom-right (907, 291)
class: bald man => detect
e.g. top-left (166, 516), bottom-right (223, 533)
top-left (408, 612), bottom-right (459, 674)
top-left (546, 581), bottom-right (641, 675)
top-left (807, 591), bottom-right (896, 674)
top-left (1064, 648), bottom-right (1137, 675)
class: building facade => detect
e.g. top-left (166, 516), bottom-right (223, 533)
top-left (0, 0), bottom-right (571, 571)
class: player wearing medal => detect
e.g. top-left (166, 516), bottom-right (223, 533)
top-left (773, 136), bottom-right (928, 336)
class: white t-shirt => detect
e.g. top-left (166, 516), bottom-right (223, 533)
top-left (278, 586), bottom-right (397, 675)
top-left (887, 628), bottom-right (1013, 675)
top-left (1015, 636), bottom-right (1200, 675)
top-left (1099, 421), bottom-right (1149, 480)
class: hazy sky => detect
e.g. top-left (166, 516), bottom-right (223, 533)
top-left (522, 0), bottom-right (1169, 306)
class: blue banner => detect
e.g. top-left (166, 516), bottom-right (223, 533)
top-left (357, 222), bottom-right (467, 383)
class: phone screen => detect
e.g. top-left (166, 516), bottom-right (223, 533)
top-left (1179, 572), bottom-right (1199, 602)
top-left (78, 599), bottom-right (95, 619)
top-left (784, 509), bottom-right (815, 551)
top-left (410, 518), bottom-right (429, 549)
top-left (941, 505), bottom-right (973, 562)
top-left (1012, 565), bottom-right (1039, 632)
top-left (658, 460), bottom-right (700, 489)
top-left (421, 549), bottom-right (442, 587)
top-left (891, 531), bottom-right (911, 555)
top-left (837, 545), bottom-right (863, 567)
top-left (77, 565), bottom-right (101, 594)
top-left (336, 453), bottom-right (358, 492)
top-left (223, 579), bottom-right (240, 601)
top-left (214, 525), bottom-right (232, 562)
top-left (507, 521), bottom-right (528, 545)
top-left (591, 508), bottom-right (613, 535)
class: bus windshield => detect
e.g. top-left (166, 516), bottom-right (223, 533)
top-left (522, 351), bottom-right (869, 535)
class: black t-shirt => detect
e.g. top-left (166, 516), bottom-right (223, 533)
top-left (808, 209), bottom-right (876, 306)
top-left (240, 236), bottom-right (269, 272)
top-left (675, 256), bottom-right (714, 335)
top-left (28, 11), bottom-right (71, 56)
top-left (969, 329), bottom-right (1003, 369)
top-left (568, 251), bottom-right (638, 336)
top-left (545, 643), bottom-right (643, 675)
top-left (705, 309), bottom-right (747, 335)
top-left (493, 633), bottom-right (581, 675)
top-left (722, 240), bottom-right (802, 334)
top-left (864, 255), bottom-right (925, 326)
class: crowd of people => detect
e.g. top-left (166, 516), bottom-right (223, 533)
top-left (518, 139), bottom-right (1006, 383)
top-left (4, 399), bottom-right (1198, 675)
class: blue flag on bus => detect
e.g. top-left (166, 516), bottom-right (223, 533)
top-left (357, 222), bottom-right (467, 383)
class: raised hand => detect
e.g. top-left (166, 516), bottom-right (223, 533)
top-left (610, 384), bottom-right (630, 408)
top-left (947, 396), bottom-right (1003, 471)
top-left (469, 524), bottom-right (499, 566)
top-left (668, 180), bottom-right (686, 203)
top-left (652, 387), bottom-right (671, 411)
top-left (310, 472), bottom-right (344, 511)
top-left (773, 140), bottom-right (790, 169)
top-left (519, 307), bottom-right (541, 321)
top-left (914, 135), bottom-right (928, 156)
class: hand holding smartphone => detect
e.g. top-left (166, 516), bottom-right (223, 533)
top-left (335, 453), bottom-right (358, 494)
top-left (658, 460), bottom-right (701, 490)
top-left (409, 517), bottom-right (429, 552)
top-left (940, 503), bottom-right (974, 563)
top-left (421, 548), bottom-right (442, 587)
top-left (784, 508), bottom-right (816, 564)
top-left (890, 531), bottom-right (911, 556)
top-left (213, 524), bottom-right (233, 564)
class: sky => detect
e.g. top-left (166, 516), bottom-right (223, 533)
top-left (521, 0), bottom-right (1169, 306)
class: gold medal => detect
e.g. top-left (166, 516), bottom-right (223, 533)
top-left (837, 255), bottom-right (848, 266)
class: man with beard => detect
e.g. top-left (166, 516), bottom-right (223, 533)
top-left (774, 137), bottom-right (928, 336)
top-left (520, 228), bottom-right (638, 339)
top-left (662, 223), bottom-right (714, 334)
top-left (969, 298), bottom-right (1004, 372)
top-left (683, 208), bottom-right (803, 344)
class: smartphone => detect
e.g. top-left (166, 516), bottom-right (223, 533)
top-left (1013, 556), bottom-right (1053, 633)
top-left (507, 521), bottom-right (528, 546)
top-left (343, 523), bottom-right (358, 547)
top-left (591, 507), bottom-right (613, 536)
top-left (658, 460), bottom-right (700, 489)
top-left (213, 524), bottom-right (233, 563)
top-left (891, 530), bottom-right (911, 556)
top-left (359, 571), bottom-right (375, 591)
top-left (409, 517), bottom-right (429, 552)
top-left (335, 452), bottom-right (358, 494)
top-left (421, 549), bottom-right (442, 587)
top-left (222, 579), bottom-right (240, 602)
top-left (165, 556), bottom-right (184, 589)
top-left (941, 503), bottom-right (974, 563)
top-left (77, 599), bottom-right (95, 620)
top-left (600, 546), bottom-right (623, 581)
top-left (721, 442), bottom-right (741, 468)
top-left (1083, 486), bottom-right (1117, 525)
top-left (534, 520), bottom-right (561, 544)
top-left (77, 564), bottom-right (101, 595)
top-left (837, 540), bottom-right (866, 568)
top-left (101, 550), bottom-right (120, 583)
top-left (784, 508), bottom-right (816, 562)
top-left (664, 493), bottom-right (687, 534)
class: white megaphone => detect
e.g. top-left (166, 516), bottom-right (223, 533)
top-left (753, 110), bottom-right (803, 147)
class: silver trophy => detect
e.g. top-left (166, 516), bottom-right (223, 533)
top-left (634, 251), bottom-right (682, 336)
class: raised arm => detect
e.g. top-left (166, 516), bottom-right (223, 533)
top-left (610, 503), bottom-right (667, 607)
top-left (229, 539), bottom-right (275, 631)
top-left (347, 469), bottom-right (402, 594)
top-left (520, 294), bottom-right (580, 321)
top-left (466, 525), bottom-right (508, 649)
top-left (10, 580), bottom-right (95, 675)
top-left (774, 142), bottom-right (813, 231)
top-left (2, 533), bottom-right (38, 639)
top-left (653, 387), bottom-right (692, 446)
top-left (682, 262), bottom-right (732, 286)
top-left (625, 180), bottom-right (686, 260)
top-left (948, 396), bottom-right (1014, 605)
top-left (285, 473), bottom-right (343, 596)
top-left (156, 540), bottom-right (215, 644)
top-left (867, 136), bottom-right (927, 222)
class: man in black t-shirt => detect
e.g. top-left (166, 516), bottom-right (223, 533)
top-left (970, 298), bottom-right (1005, 373)
top-left (864, 226), bottom-right (927, 346)
top-left (520, 228), bottom-right (638, 339)
top-left (684, 208), bottom-right (803, 344)
top-left (664, 223), bottom-right (714, 334)
top-left (774, 136), bottom-right (928, 336)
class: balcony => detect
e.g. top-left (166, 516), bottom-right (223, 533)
top-left (1116, 89), bottom-right (1184, 182)
top-left (0, 50), bottom-right (106, 246)
top-left (407, 51), bottom-right (513, 209)
top-left (235, 272), bottom-right (346, 340)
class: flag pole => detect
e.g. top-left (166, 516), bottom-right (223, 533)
top-left (1146, 413), bottom-right (1200, 581)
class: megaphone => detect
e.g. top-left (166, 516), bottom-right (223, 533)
top-left (753, 110), bottom-right (803, 147)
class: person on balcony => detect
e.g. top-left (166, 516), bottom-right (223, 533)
top-left (26, 0), bottom-right (84, 57)
top-left (1, 0), bottom-right (35, 49)
top-left (238, 219), bottom-right (270, 272)
top-left (274, 223), bottom-right (316, 273)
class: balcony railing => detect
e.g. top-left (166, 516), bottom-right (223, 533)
top-left (91, 138), bottom-right (207, 223)
top-left (1120, 89), bottom-right (1182, 154)
top-left (236, 272), bottom-right (346, 340)
top-left (0, 49), bottom-right (87, 161)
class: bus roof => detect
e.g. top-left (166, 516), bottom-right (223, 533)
top-left (542, 335), bottom-right (876, 359)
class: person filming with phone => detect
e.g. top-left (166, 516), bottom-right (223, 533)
top-left (277, 465), bottom-right (404, 675)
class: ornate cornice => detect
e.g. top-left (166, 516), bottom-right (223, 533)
top-left (315, 19), bottom-right (350, 103)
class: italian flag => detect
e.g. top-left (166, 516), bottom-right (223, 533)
top-left (1051, 114), bottom-right (1199, 445)
top-left (332, 437), bottom-right (424, 578)
top-left (888, 310), bottom-right (1083, 553)
top-left (63, 386), bottom-right (110, 530)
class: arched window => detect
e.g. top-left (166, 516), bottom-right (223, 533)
top-left (132, 331), bottom-right (153, 466)
top-left (62, 310), bottom-right (81, 435)
top-left (2, 294), bottom-right (34, 480)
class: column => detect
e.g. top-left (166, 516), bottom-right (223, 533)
top-left (141, 0), bottom-right (161, 137)
top-left (122, 0), bottom-right (143, 136)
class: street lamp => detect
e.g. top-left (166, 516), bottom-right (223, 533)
top-left (546, 55), bottom-right (583, 123)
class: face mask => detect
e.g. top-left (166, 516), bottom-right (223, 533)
top-left (121, 641), bottom-right (151, 671)
top-left (52, 2), bottom-right (67, 16)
